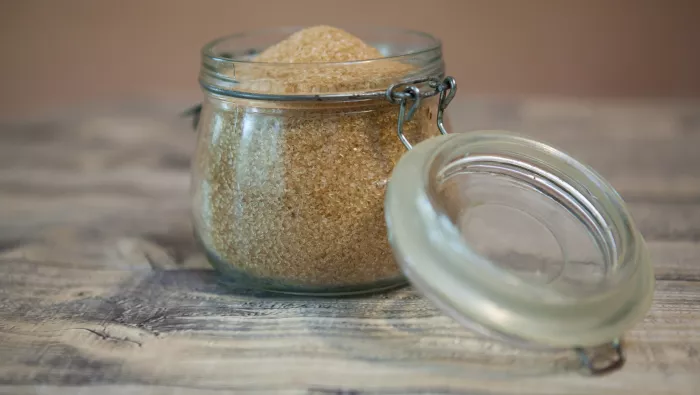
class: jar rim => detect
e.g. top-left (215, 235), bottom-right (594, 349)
top-left (199, 26), bottom-right (445, 99)
top-left (201, 25), bottom-right (442, 66)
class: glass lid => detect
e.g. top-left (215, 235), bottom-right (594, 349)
top-left (384, 131), bottom-right (654, 348)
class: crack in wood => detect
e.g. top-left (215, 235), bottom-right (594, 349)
top-left (72, 327), bottom-right (143, 347)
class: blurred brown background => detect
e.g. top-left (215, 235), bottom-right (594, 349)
top-left (1, 0), bottom-right (699, 120)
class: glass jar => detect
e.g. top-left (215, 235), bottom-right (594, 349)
top-left (191, 26), bottom-right (654, 374)
top-left (192, 27), bottom-right (446, 294)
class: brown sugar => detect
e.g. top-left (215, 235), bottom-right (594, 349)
top-left (254, 25), bottom-right (383, 63)
top-left (194, 26), bottom-right (437, 291)
top-left (235, 26), bottom-right (418, 95)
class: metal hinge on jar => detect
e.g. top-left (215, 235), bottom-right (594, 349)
top-left (385, 76), bottom-right (457, 150)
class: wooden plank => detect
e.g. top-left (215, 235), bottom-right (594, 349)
top-left (0, 99), bottom-right (699, 394)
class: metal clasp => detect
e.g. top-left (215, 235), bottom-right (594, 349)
top-left (576, 339), bottom-right (626, 376)
top-left (386, 76), bottom-right (457, 150)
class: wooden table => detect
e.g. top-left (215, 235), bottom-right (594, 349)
top-left (0, 99), bottom-right (698, 394)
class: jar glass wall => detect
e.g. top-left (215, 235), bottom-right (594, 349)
top-left (191, 27), bottom-right (445, 294)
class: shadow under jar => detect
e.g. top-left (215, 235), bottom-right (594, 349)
top-left (191, 27), bottom-right (446, 295)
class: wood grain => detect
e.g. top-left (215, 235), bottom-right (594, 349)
top-left (0, 98), bottom-right (699, 394)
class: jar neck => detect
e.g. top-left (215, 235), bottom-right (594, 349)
top-left (199, 27), bottom-right (445, 98)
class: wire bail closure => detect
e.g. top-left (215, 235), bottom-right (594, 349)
top-left (386, 76), bottom-right (457, 150)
